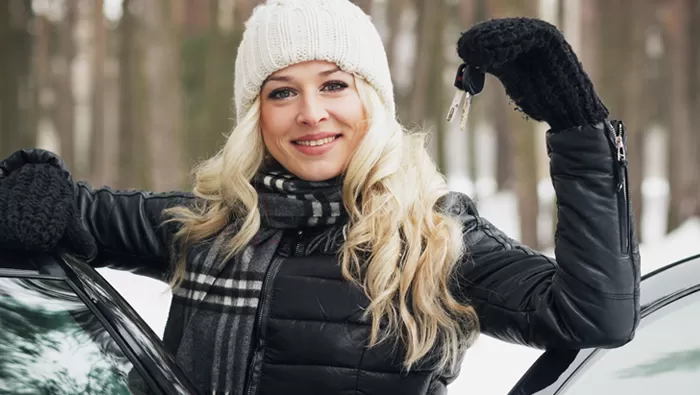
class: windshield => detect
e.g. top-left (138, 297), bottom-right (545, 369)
top-left (0, 276), bottom-right (151, 394)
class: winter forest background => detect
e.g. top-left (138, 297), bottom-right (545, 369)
top-left (1, 0), bottom-right (700, 394)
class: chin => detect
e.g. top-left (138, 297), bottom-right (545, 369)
top-left (293, 162), bottom-right (344, 182)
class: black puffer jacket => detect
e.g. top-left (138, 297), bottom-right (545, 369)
top-left (2, 120), bottom-right (640, 394)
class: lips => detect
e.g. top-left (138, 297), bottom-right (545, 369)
top-left (291, 132), bottom-right (342, 156)
top-left (293, 132), bottom-right (342, 143)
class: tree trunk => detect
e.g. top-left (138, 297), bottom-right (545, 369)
top-left (406, 0), bottom-right (436, 127)
top-left (491, 76), bottom-right (512, 192)
top-left (621, 2), bottom-right (653, 241)
top-left (353, 0), bottom-right (373, 14)
top-left (142, 0), bottom-right (186, 191)
top-left (596, 0), bottom-right (650, 240)
top-left (489, 0), bottom-right (540, 248)
top-left (427, 0), bottom-right (448, 173)
top-left (203, 0), bottom-right (235, 159)
top-left (52, 0), bottom-right (77, 172)
top-left (689, 0), bottom-right (700, 216)
top-left (90, 0), bottom-right (113, 186)
top-left (233, 0), bottom-right (262, 27)
top-left (0, 0), bottom-right (34, 157)
top-left (117, 0), bottom-right (148, 189)
top-left (384, 0), bottom-right (404, 76)
top-left (405, 0), bottom-right (448, 171)
top-left (460, 0), bottom-right (492, 199)
top-left (32, 14), bottom-right (53, 152)
top-left (663, 0), bottom-right (694, 232)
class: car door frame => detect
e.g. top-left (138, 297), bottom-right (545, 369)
top-left (507, 253), bottom-right (700, 395)
top-left (0, 251), bottom-right (201, 395)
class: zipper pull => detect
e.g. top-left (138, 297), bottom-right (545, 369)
top-left (615, 122), bottom-right (627, 164)
top-left (614, 122), bottom-right (627, 192)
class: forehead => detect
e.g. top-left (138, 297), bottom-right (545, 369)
top-left (267, 60), bottom-right (349, 79)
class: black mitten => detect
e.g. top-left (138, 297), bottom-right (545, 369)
top-left (457, 17), bottom-right (608, 130)
top-left (0, 163), bottom-right (97, 259)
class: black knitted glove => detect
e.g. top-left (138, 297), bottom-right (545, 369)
top-left (0, 163), bottom-right (97, 259)
top-left (457, 17), bottom-right (608, 130)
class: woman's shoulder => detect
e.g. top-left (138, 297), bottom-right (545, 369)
top-left (435, 191), bottom-right (478, 218)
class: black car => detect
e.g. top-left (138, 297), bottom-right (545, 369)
top-left (508, 253), bottom-right (700, 395)
top-left (3, 250), bottom-right (699, 395)
top-left (0, 250), bottom-right (199, 395)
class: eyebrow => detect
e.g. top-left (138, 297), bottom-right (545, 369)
top-left (264, 67), bottom-right (342, 84)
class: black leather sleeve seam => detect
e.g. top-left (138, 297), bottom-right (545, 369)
top-left (81, 185), bottom-right (194, 201)
top-left (555, 265), bottom-right (638, 298)
top-left (550, 171), bottom-right (614, 179)
top-left (470, 287), bottom-right (635, 316)
top-left (478, 221), bottom-right (538, 257)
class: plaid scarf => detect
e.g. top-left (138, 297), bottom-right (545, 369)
top-left (167, 166), bottom-right (346, 394)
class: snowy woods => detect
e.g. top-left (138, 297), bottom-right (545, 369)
top-left (1, 0), bottom-right (699, 249)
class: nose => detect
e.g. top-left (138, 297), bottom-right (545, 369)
top-left (296, 94), bottom-right (329, 126)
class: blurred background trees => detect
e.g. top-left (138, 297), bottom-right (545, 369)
top-left (1, 0), bottom-right (699, 250)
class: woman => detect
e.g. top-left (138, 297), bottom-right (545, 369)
top-left (0, 1), bottom-right (640, 394)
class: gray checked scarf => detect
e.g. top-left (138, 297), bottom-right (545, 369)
top-left (165, 164), bottom-right (347, 395)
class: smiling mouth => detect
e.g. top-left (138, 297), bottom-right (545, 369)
top-left (293, 135), bottom-right (342, 147)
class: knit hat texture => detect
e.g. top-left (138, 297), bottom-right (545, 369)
top-left (233, 0), bottom-right (395, 123)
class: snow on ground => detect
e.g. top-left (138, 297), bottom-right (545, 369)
top-left (98, 179), bottom-right (700, 394)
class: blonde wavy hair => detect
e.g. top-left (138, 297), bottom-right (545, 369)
top-left (164, 76), bottom-right (479, 372)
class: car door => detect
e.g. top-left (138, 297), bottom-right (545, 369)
top-left (0, 273), bottom-right (156, 394)
top-left (508, 254), bottom-right (700, 395)
top-left (0, 251), bottom-right (200, 395)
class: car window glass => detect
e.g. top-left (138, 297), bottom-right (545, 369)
top-left (0, 276), bottom-right (153, 395)
top-left (558, 290), bottom-right (700, 395)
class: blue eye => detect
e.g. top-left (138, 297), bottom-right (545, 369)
top-left (268, 89), bottom-right (294, 100)
top-left (323, 81), bottom-right (348, 91)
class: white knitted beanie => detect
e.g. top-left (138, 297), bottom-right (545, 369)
top-left (233, 0), bottom-right (395, 123)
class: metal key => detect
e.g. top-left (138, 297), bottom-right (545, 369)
top-left (446, 89), bottom-right (467, 123)
top-left (459, 92), bottom-right (473, 132)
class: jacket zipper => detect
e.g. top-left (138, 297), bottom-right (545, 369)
top-left (609, 121), bottom-right (631, 254)
top-left (245, 254), bottom-right (285, 395)
top-left (244, 230), bottom-right (302, 395)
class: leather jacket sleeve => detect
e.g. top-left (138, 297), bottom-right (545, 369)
top-left (0, 148), bottom-right (194, 281)
top-left (450, 121), bottom-right (640, 350)
top-left (74, 182), bottom-right (194, 280)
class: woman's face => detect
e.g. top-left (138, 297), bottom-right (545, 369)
top-left (259, 60), bottom-right (367, 181)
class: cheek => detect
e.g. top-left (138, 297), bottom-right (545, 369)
top-left (260, 106), bottom-right (291, 142)
top-left (332, 97), bottom-right (366, 134)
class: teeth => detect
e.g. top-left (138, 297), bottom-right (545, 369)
top-left (295, 136), bottom-right (337, 146)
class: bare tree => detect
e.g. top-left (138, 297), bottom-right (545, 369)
top-left (689, 0), bottom-right (700, 216)
top-left (141, 0), bottom-right (186, 191)
top-left (233, 0), bottom-right (262, 27)
top-left (116, 0), bottom-right (149, 189)
top-left (384, 0), bottom-right (405, 75)
top-left (353, 0), bottom-right (373, 14)
top-left (90, 0), bottom-right (115, 186)
top-left (487, 0), bottom-right (540, 249)
top-left (0, 0), bottom-right (35, 158)
top-left (662, 0), bottom-right (695, 232)
top-left (596, 0), bottom-right (652, 240)
top-left (32, 14), bottom-right (52, 152)
top-left (53, 0), bottom-right (77, 171)
top-left (403, 0), bottom-right (449, 171)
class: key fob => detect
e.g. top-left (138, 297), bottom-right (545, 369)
top-left (453, 63), bottom-right (485, 95)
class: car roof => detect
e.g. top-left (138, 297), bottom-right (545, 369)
top-left (507, 253), bottom-right (700, 395)
top-left (639, 253), bottom-right (700, 308)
